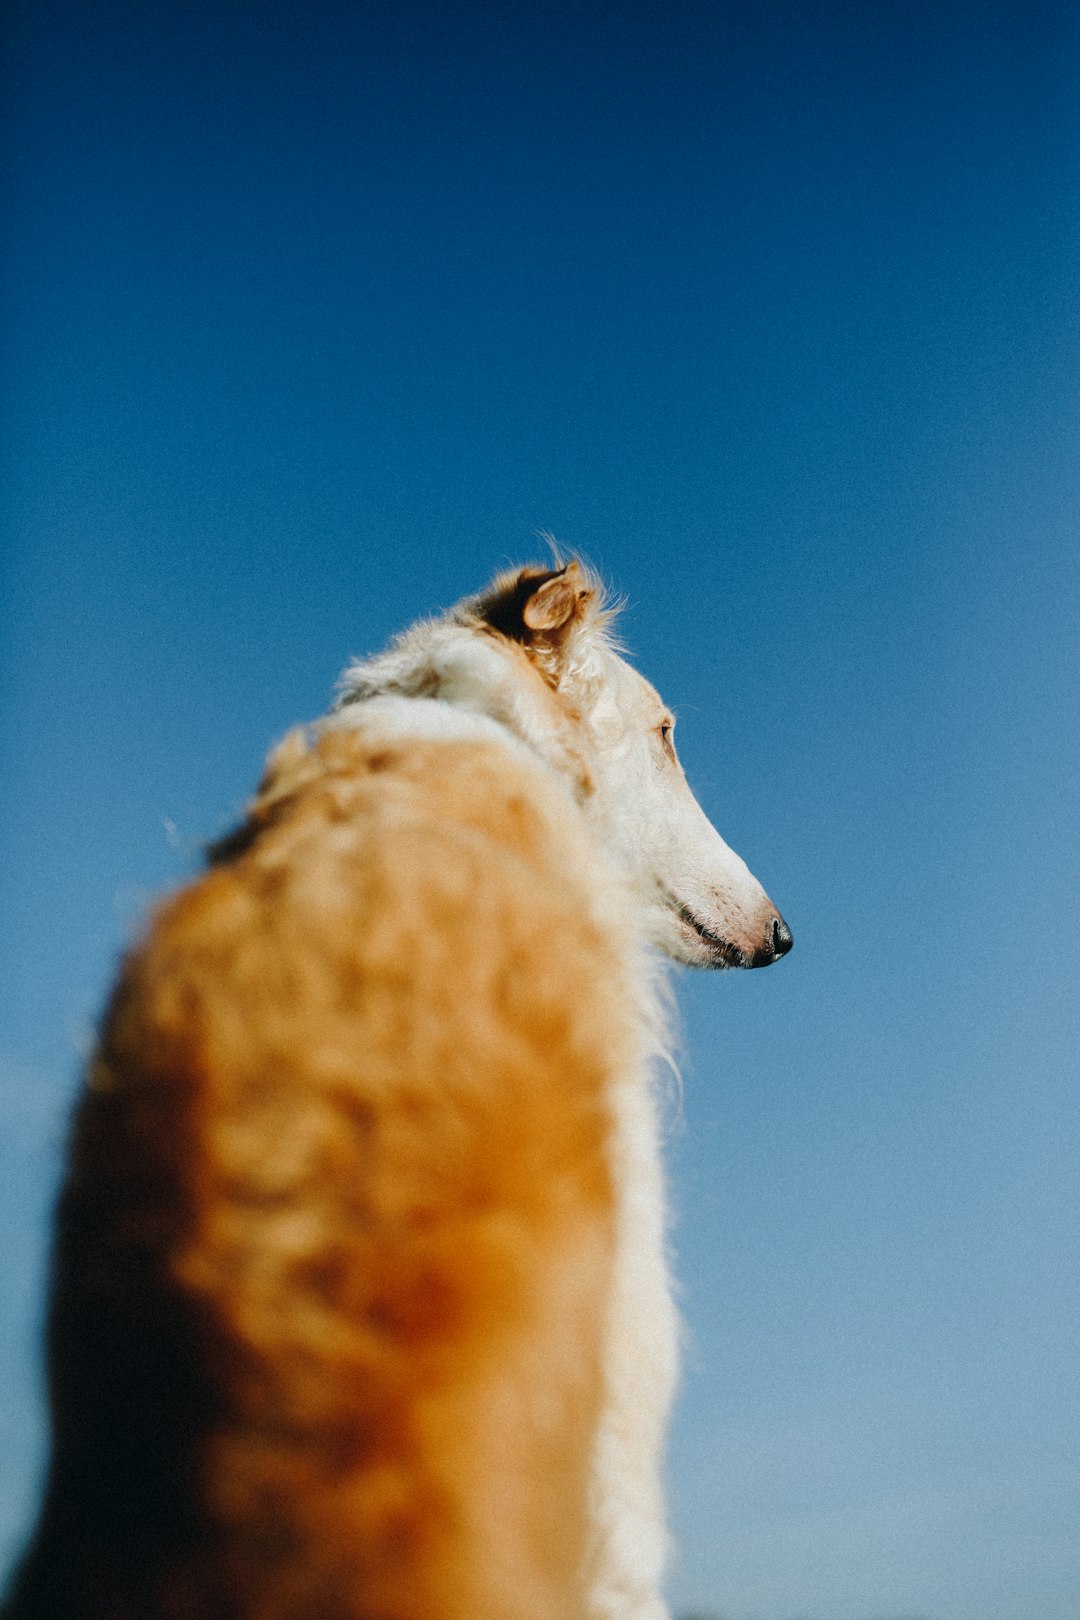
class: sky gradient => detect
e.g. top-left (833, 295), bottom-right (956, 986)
top-left (3, 4), bottom-right (1079, 1617)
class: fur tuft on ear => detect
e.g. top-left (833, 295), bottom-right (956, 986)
top-left (522, 564), bottom-right (587, 632)
top-left (467, 560), bottom-right (598, 648)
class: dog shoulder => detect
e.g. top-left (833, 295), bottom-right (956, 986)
top-left (47, 717), bottom-right (633, 1619)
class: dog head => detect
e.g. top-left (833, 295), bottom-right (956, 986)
top-left (336, 560), bottom-right (791, 970)
top-left (463, 561), bottom-right (792, 970)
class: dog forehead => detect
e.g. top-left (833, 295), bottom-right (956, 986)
top-left (591, 647), bottom-right (666, 727)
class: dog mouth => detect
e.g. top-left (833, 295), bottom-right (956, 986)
top-left (666, 895), bottom-right (752, 969)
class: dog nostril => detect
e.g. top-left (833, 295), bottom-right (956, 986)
top-left (750, 913), bottom-right (794, 968)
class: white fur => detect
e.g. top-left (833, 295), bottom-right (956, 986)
top-left (333, 578), bottom-right (785, 1617)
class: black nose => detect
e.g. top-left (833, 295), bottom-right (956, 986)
top-left (751, 914), bottom-right (794, 967)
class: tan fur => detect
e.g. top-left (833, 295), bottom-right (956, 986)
top-left (6, 561), bottom-right (789, 1620)
top-left (10, 727), bottom-right (636, 1620)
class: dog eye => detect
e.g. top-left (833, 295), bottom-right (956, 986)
top-left (657, 720), bottom-right (676, 758)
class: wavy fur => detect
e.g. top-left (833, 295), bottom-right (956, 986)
top-left (5, 561), bottom-right (788, 1620)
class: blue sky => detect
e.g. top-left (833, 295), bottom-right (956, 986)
top-left (2, 3), bottom-right (1078, 1616)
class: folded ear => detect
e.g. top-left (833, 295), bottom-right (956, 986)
top-left (522, 564), bottom-right (585, 631)
top-left (471, 560), bottom-right (596, 650)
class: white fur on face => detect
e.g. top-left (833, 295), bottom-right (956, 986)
top-left (334, 578), bottom-right (787, 970)
top-left (582, 649), bottom-right (781, 968)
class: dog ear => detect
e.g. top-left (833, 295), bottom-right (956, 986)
top-left (472, 560), bottom-right (595, 649)
top-left (521, 564), bottom-right (585, 632)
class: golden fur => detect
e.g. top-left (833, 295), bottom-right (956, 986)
top-left (6, 562), bottom-right (789, 1620)
top-left (10, 724), bottom-right (637, 1619)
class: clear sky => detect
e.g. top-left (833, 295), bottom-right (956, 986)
top-left (2, 4), bottom-right (1078, 1617)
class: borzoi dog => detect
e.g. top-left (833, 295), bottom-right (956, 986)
top-left (5, 560), bottom-right (790, 1620)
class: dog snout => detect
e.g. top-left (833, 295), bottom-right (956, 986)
top-left (751, 913), bottom-right (793, 968)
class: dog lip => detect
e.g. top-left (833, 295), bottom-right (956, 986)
top-left (664, 892), bottom-right (751, 969)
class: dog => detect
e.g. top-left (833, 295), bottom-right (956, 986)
top-left (4, 560), bottom-right (791, 1620)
